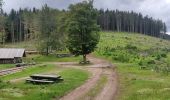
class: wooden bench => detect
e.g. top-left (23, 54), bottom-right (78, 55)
top-left (30, 74), bottom-right (61, 81)
top-left (26, 74), bottom-right (64, 84)
top-left (26, 79), bottom-right (54, 84)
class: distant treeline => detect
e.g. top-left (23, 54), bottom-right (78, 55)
top-left (0, 8), bottom-right (60, 43)
top-left (0, 7), bottom-right (169, 44)
top-left (97, 9), bottom-right (167, 38)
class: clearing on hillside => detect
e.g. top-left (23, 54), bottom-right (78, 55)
top-left (95, 32), bottom-right (170, 100)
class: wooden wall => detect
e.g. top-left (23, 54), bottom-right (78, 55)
top-left (0, 59), bottom-right (14, 64)
top-left (0, 58), bottom-right (22, 64)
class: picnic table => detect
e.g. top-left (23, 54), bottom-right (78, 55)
top-left (26, 79), bottom-right (54, 84)
top-left (26, 74), bottom-right (63, 84)
top-left (30, 74), bottom-right (61, 80)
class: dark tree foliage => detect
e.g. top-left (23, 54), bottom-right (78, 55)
top-left (4, 8), bottom-right (40, 42)
top-left (0, 0), bottom-right (6, 44)
top-left (39, 5), bottom-right (57, 55)
top-left (97, 9), bottom-right (167, 38)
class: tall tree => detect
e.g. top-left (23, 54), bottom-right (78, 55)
top-left (0, 0), bottom-right (5, 45)
top-left (38, 4), bottom-right (62, 55)
top-left (66, 0), bottom-right (100, 63)
top-left (97, 9), bottom-right (167, 38)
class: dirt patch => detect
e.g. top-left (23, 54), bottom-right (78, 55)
top-left (58, 55), bottom-right (118, 100)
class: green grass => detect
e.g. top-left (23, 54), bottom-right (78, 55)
top-left (0, 66), bottom-right (89, 100)
top-left (96, 32), bottom-right (170, 51)
top-left (116, 63), bottom-right (170, 100)
top-left (95, 32), bottom-right (170, 63)
top-left (1, 64), bottom-right (57, 81)
top-left (0, 64), bottom-right (15, 70)
top-left (94, 32), bottom-right (170, 100)
top-left (29, 55), bottom-right (81, 63)
top-left (33, 55), bottom-right (81, 62)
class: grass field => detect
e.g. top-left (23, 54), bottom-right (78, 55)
top-left (95, 32), bottom-right (170, 100)
top-left (0, 64), bottom-right (89, 100)
top-left (0, 64), bottom-right (15, 70)
top-left (31, 55), bottom-right (81, 63)
top-left (116, 63), bottom-right (170, 100)
top-left (0, 54), bottom-right (81, 70)
top-left (0, 42), bottom-right (85, 100)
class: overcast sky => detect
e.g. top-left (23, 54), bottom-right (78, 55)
top-left (2, 0), bottom-right (170, 34)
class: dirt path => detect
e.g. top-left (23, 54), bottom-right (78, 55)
top-left (58, 55), bottom-right (118, 100)
top-left (0, 67), bottom-right (28, 76)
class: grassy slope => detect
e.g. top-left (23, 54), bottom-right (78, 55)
top-left (95, 32), bottom-right (170, 100)
top-left (0, 64), bottom-right (15, 70)
top-left (31, 55), bottom-right (81, 63)
top-left (0, 64), bottom-right (89, 100)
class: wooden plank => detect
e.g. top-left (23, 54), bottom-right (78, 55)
top-left (31, 74), bottom-right (60, 78)
top-left (30, 74), bottom-right (61, 80)
top-left (58, 78), bottom-right (64, 81)
top-left (26, 79), bottom-right (54, 84)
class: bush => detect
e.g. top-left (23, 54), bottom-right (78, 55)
top-left (112, 52), bottom-right (130, 62)
top-left (156, 54), bottom-right (161, 60)
top-left (160, 53), bottom-right (167, 58)
top-left (138, 57), bottom-right (155, 69)
top-left (147, 59), bottom-right (155, 64)
top-left (124, 36), bottom-right (131, 40)
top-left (153, 59), bottom-right (170, 75)
top-left (103, 51), bottom-right (112, 56)
top-left (138, 60), bottom-right (143, 66)
top-left (125, 44), bottom-right (137, 50)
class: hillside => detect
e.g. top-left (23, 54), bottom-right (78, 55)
top-left (95, 32), bottom-right (170, 100)
top-left (96, 32), bottom-right (170, 62)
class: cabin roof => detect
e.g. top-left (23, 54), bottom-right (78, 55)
top-left (0, 48), bottom-right (26, 59)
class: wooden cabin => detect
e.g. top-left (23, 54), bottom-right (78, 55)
top-left (0, 48), bottom-right (26, 64)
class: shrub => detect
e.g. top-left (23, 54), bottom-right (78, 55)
top-left (103, 51), bottom-right (112, 56)
top-left (147, 59), bottom-right (155, 64)
top-left (124, 36), bottom-right (131, 40)
top-left (112, 52), bottom-right (130, 62)
top-left (156, 54), bottom-right (161, 60)
top-left (138, 59), bottom-right (143, 66)
top-left (153, 59), bottom-right (170, 75)
top-left (138, 57), bottom-right (155, 69)
top-left (160, 53), bottom-right (167, 58)
top-left (125, 44), bottom-right (137, 50)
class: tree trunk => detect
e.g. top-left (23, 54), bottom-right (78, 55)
top-left (46, 46), bottom-right (49, 56)
top-left (19, 19), bottom-right (22, 42)
top-left (11, 22), bottom-right (15, 43)
top-left (83, 54), bottom-right (86, 63)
